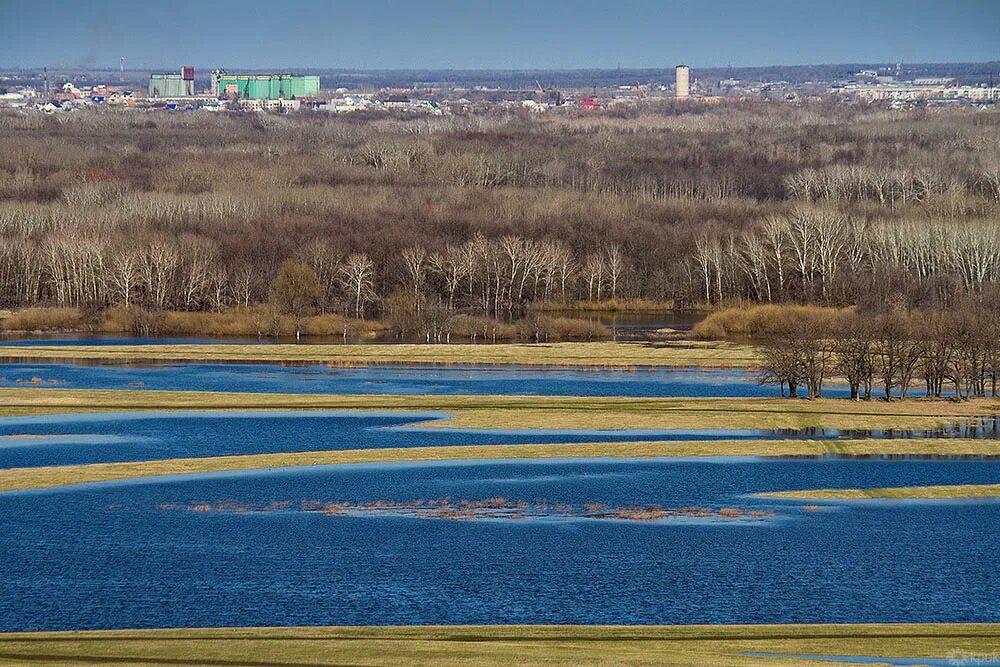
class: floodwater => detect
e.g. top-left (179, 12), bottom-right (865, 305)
top-left (0, 360), bottom-right (997, 633)
top-left (0, 361), bottom-right (839, 398)
top-left (0, 410), bottom-right (820, 469)
top-left (1, 458), bottom-right (999, 630)
top-left (2, 410), bottom-right (998, 470)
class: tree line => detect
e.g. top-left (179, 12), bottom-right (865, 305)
top-left (0, 231), bottom-right (632, 321)
top-left (0, 103), bottom-right (997, 316)
top-left (690, 208), bottom-right (1000, 306)
top-left (754, 306), bottom-right (1000, 401)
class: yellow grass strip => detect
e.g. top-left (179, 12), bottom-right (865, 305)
top-left (0, 623), bottom-right (997, 666)
top-left (4, 438), bottom-right (1000, 493)
top-left (0, 340), bottom-right (758, 368)
top-left (0, 388), bottom-right (996, 432)
top-left (762, 483), bottom-right (1000, 500)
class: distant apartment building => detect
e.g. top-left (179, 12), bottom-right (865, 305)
top-left (241, 98), bottom-right (302, 112)
top-left (836, 82), bottom-right (999, 103)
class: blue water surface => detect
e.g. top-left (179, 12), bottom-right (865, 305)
top-left (0, 361), bottom-right (808, 398)
top-left (1, 457), bottom-right (999, 631)
top-left (0, 411), bottom-right (809, 469)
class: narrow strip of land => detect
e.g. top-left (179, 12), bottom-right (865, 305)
top-left (0, 623), bottom-right (996, 666)
top-left (0, 388), bottom-right (995, 431)
top-left (5, 438), bottom-right (1000, 493)
top-left (0, 340), bottom-right (757, 368)
top-left (761, 483), bottom-right (1000, 500)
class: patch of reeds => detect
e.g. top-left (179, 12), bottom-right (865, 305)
top-left (692, 304), bottom-right (848, 340)
top-left (1, 307), bottom-right (83, 332)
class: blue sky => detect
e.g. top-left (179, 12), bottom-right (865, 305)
top-left (1, 0), bottom-right (998, 69)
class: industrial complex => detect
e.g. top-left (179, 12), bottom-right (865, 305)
top-left (1, 61), bottom-right (996, 115)
top-left (147, 67), bottom-right (319, 102)
top-left (210, 71), bottom-right (320, 100)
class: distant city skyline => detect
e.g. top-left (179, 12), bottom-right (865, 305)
top-left (1, 0), bottom-right (998, 70)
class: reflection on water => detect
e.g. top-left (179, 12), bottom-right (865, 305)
top-left (782, 416), bottom-right (1000, 440)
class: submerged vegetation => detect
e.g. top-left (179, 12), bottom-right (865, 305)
top-left (153, 497), bottom-right (774, 522)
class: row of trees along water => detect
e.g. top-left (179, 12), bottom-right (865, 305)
top-left (744, 306), bottom-right (1000, 400)
top-left (1, 233), bottom-right (627, 320)
top-left (0, 104), bottom-right (998, 317)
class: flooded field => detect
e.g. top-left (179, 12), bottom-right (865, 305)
top-left (0, 361), bottom-right (798, 398)
top-left (4, 409), bottom-right (1000, 470)
top-left (0, 359), bottom-right (997, 635)
top-left (0, 410), bottom-right (849, 469)
top-left (1, 457), bottom-right (999, 630)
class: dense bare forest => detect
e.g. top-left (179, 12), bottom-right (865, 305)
top-left (0, 102), bottom-right (998, 336)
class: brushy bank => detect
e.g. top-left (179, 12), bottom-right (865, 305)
top-left (692, 304), bottom-right (848, 340)
top-left (0, 306), bottom-right (609, 342)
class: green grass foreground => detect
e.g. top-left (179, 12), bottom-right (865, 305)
top-left (762, 483), bottom-right (1000, 500)
top-left (0, 388), bottom-right (994, 432)
top-left (4, 438), bottom-right (1000, 493)
top-left (0, 340), bottom-right (757, 368)
top-left (0, 623), bottom-right (997, 666)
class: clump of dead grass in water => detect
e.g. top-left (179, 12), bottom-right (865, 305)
top-left (151, 497), bottom-right (775, 523)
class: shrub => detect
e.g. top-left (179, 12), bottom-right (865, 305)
top-left (1, 307), bottom-right (83, 331)
top-left (101, 305), bottom-right (162, 336)
top-left (692, 304), bottom-right (847, 340)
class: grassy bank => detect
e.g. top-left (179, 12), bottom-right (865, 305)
top-left (691, 304), bottom-right (849, 340)
top-left (0, 340), bottom-right (757, 368)
top-left (6, 438), bottom-right (1000, 493)
top-left (762, 483), bottom-right (1000, 500)
top-left (0, 306), bottom-right (384, 339)
top-left (0, 388), bottom-right (993, 431)
top-left (0, 623), bottom-right (996, 666)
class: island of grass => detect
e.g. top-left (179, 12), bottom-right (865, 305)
top-left (761, 483), bottom-right (1000, 500)
top-left (0, 388), bottom-right (997, 433)
top-left (0, 623), bottom-right (996, 666)
top-left (5, 437), bottom-right (1000, 493)
top-left (0, 340), bottom-right (758, 368)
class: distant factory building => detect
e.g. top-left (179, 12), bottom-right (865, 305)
top-left (149, 66), bottom-right (195, 98)
top-left (211, 71), bottom-right (320, 100)
top-left (675, 65), bottom-right (690, 99)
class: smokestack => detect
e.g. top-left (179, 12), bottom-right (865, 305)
top-left (675, 65), bottom-right (690, 99)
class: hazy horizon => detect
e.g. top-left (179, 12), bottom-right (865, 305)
top-left (1, 0), bottom-right (998, 71)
